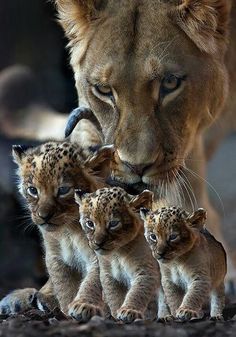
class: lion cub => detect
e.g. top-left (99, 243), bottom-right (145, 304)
top-left (75, 187), bottom-right (160, 323)
top-left (141, 206), bottom-right (226, 321)
top-left (0, 141), bottom-right (113, 322)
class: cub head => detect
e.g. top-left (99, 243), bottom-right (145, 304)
top-left (56, 0), bottom-right (230, 190)
top-left (75, 187), bottom-right (153, 255)
top-left (12, 142), bottom-right (114, 232)
top-left (140, 206), bottom-right (206, 263)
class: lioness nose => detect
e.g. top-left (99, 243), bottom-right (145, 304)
top-left (123, 162), bottom-right (150, 176)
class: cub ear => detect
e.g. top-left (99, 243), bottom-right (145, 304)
top-left (84, 144), bottom-right (115, 179)
top-left (128, 190), bottom-right (154, 210)
top-left (171, 0), bottom-right (231, 54)
top-left (74, 188), bottom-right (88, 205)
top-left (140, 207), bottom-right (151, 221)
top-left (12, 145), bottom-right (33, 165)
top-left (188, 208), bottom-right (207, 229)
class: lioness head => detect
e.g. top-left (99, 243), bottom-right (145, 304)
top-left (141, 206), bottom-right (207, 262)
top-left (12, 142), bottom-right (113, 232)
top-left (55, 0), bottom-right (231, 189)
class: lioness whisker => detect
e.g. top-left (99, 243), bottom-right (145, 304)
top-left (183, 166), bottom-right (225, 217)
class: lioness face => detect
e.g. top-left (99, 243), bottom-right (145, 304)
top-left (57, 0), bottom-right (230, 189)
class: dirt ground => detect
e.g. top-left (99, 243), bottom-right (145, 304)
top-left (1, 306), bottom-right (236, 337)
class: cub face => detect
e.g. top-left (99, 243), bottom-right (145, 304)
top-left (12, 142), bottom-right (113, 233)
top-left (75, 187), bottom-right (153, 255)
top-left (141, 207), bottom-right (207, 263)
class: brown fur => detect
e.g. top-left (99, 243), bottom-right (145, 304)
top-left (75, 187), bottom-right (160, 322)
top-left (0, 142), bottom-right (113, 321)
top-left (53, 0), bottom-right (236, 280)
top-left (141, 206), bottom-right (227, 321)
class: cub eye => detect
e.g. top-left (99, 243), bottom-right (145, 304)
top-left (58, 186), bottom-right (72, 197)
top-left (86, 220), bottom-right (95, 230)
top-left (149, 233), bottom-right (157, 243)
top-left (108, 220), bottom-right (121, 230)
top-left (161, 75), bottom-right (182, 95)
top-left (169, 233), bottom-right (179, 241)
top-left (94, 84), bottom-right (113, 97)
top-left (27, 186), bottom-right (38, 198)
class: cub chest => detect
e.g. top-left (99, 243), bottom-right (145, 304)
top-left (60, 236), bottom-right (90, 276)
top-left (168, 266), bottom-right (190, 291)
top-left (110, 258), bottom-right (132, 289)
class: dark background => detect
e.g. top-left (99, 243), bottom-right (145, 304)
top-left (0, 0), bottom-right (77, 297)
top-left (0, 0), bottom-right (235, 299)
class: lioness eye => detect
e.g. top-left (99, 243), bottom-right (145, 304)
top-left (58, 186), bottom-right (72, 197)
top-left (169, 233), bottom-right (178, 241)
top-left (108, 220), bottom-right (121, 230)
top-left (161, 75), bottom-right (182, 94)
top-left (86, 220), bottom-right (95, 230)
top-left (27, 186), bottom-right (38, 198)
top-left (149, 233), bottom-right (157, 243)
top-left (94, 84), bottom-right (113, 97)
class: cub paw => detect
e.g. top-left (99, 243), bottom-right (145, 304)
top-left (0, 288), bottom-right (37, 315)
top-left (117, 307), bottom-right (143, 323)
top-left (210, 314), bottom-right (224, 321)
top-left (176, 307), bottom-right (202, 321)
top-left (68, 301), bottom-right (103, 322)
top-left (158, 315), bottom-right (174, 323)
top-left (36, 293), bottom-right (58, 312)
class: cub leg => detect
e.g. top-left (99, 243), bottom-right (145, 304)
top-left (46, 256), bottom-right (82, 314)
top-left (161, 278), bottom-right (184, 316)
top-left (68, 261), bottom-right (104, 322)
top-left (117, 275), bottom-right (157, 323)
top-left (100, 271), bottom-right (127, 318)
top-left (210, 283), bottom-right (225, 321)
top-left (176, 276), bottom-right (210, 321)
top-left (157, 286), bottom-right (173, 322)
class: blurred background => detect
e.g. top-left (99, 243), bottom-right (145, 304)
top-left (0, 0), bottom-right (235, 298)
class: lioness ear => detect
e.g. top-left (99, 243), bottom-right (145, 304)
top-left (188, 208), bottom-right (207, 229)
top-left (54, 0), bottom-right (107, 47)
top-left (128, 190), bottom-right (154, 210)
top-left (172, 0), bottom-right (231, 54)
top-left (84, 144), bottom-right (114, 179)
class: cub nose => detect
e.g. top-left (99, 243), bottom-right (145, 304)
top-left (37, 211), bottom-right (54, 223)
top-left (123, 162), bottom-right (151, 176)
top-left (157, 252), bottom-right (166, 259)
top-left (93, 239), bottom-right (106, 249)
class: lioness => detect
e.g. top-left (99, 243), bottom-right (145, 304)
top-left (53, 0), bottom-right (236, 278)
top-left (141, 206), bottom-right (226, 321)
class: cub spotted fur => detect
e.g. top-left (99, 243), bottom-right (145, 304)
top-left (141, 206), bottom-right (226, 321)
top-left (0, 141), bottom-right (113, 321)
top-left (75, 187), bottom-right (160, 323)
